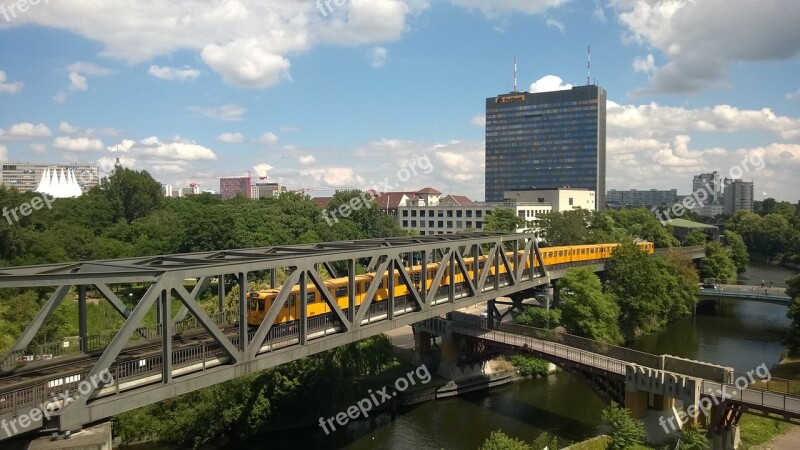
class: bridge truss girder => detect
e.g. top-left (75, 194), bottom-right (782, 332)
top-left (0, 233), bottom-right (549, 438)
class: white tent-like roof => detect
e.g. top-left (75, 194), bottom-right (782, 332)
top-left (35, 168), bottom-right (85, 198)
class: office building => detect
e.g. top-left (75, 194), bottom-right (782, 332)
top-left (252, 182), bottom-right (286, 199)
top-left (606, 189), bottom-right (679, 208)
top-left (723, 179), bottom-right (754, 215)
top-left (1, 163), bottom-right (99, 194)
top-left (693, 172), bottom-right (722, 204)
top-left (485, 85), bottom-right (607, 209)
top-left (219, 176), bottom-right (252, 200)
top-left (504, 187), bottom-right (596, 212)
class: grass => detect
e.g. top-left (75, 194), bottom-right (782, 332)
top-left (737, 414), bottom-right (791, 449)
top-left (564, 435), bottom-right (609, 450)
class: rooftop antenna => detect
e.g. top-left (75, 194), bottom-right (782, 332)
top-left (587, 45), bottom-right (591, 85)
top-left (514, 55), bottom-right (518, 93)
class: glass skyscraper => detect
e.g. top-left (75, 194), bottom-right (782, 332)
top-left (485, 85), bottom-right (607, 209)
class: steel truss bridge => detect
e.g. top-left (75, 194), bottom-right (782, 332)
top-left (0, 233), bottom-right (554, 440)
top-left (0, 234), bottom-right (705, 441)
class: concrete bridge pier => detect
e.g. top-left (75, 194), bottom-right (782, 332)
top-left (6, 422), bottom-right (112, 450)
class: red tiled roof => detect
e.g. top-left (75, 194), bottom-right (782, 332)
top-left (312, 197), bottom-right (333, 208)
top-left (374, 192), bottom-right (415, 209)
top-left (416, 187), bottom-right (442, 195)
top-left (443, 195), bottom-right (474, 206)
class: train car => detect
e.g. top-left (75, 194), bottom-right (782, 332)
top-left (246, 240), bottom-right (654, 327)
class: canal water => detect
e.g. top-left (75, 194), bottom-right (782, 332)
top-left (142, 263), bottom-right (798, 450)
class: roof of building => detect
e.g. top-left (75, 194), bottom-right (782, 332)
top-left (374, 192), bottom-right (414, 209)
top-left (35, 168), bottom-right (83, 198)
top-left (312, 197), bottom-right (333, 208)
top-left (508, 187), bottom-right (594, 192)
top-left (439, 194), bottom-right (474, 206)
top-left (416, 187), bottom-right (442, 195)
top-left (663, 218), bottom-right (719, 229)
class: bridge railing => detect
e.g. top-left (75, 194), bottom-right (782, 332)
top-left (700, 380), bottom-right (800, 415)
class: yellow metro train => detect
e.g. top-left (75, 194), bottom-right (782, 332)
top-left (246, 241), bottom-right (654, 327)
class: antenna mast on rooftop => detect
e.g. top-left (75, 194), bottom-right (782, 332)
top-left (587, 45), bottom-right (592, 85)
top-left (513, 55), bottom-right (518, 92)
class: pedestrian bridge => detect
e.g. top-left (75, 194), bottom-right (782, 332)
top-left (699, 284), bottom-right (792, 306)
top-left (0, 234), bottom-right (703, 441)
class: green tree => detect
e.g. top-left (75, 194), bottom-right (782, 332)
top-left (786, 298), bottom-right (800, 355)
top-left (480, 430), bottom-right (532, 450)
top-left (558, 267), bottom-right (622, 344)
top-left (600, 403), bottom-right (645, 450)
top-left (530, 432), bottom-right (558, 450)
top-left (514, 306), bottom-right (561, 329)
top-left (536, 209), bottom-right (594, 245)
top-left (684, 229), bottom-right (707, 246)
top-left (723, 230), bottom-right (749, 273)
top-left (485, 207), bottom-right (525, 233)
top-left (678, 425), bottom-right (710, 450)
top-left (699, 242), bottom-right (737, 283)
top-left (787, 273), bottom-right (800, 300)
top-left (97, 168), bottom-right (163, 224)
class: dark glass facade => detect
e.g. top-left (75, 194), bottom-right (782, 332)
top-left (485, 85), bottom-right (606, 209)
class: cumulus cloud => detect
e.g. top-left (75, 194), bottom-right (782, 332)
top-left (299, 167), bottom-right (366, 187)
top-left (54, 62), bottom-right (115, 102)
top-left (530, 75), bottom-right (572, 93)
top-left (298, 155), bottom-right (316, 166)
top-left (368, 47), bottom-right (388, 68)
top-left (608, 102), bottom-right (800, 141)
top-left (471, 114), bottom-right (486, 127)
top-left (0, 71), bottom-right (24, 94)
top-left (257, 132), bottom-right (279, 144)
top-left (148, 65), bottom-right (201, 81)
top-left (53, 136), bottom-right (105, 152)
top-left (59, 122), bottom-right (80, 134)
top-left (135, 137), bottom-right (217, 161)
top-left (217, 132), bottom-right (245, 143)
top-left (187, 104), bottom-right (246, 121)
top-left (611, 0), bottom-right (800, 94)
top-left (0, 122), bottom-right (52, 140)
top-left (0, 145), bottom-right (8, 162)
top-left (632, 54), bottom-right (656, 74)
top-left (0, 1), bottom-right (432, 89)
top-left (253, 163), bottom-right (274, 178)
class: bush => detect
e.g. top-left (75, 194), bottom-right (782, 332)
top-left (514, 306), bottom-right (561, 329)
top-left (600, 403), bottom-right (645, 450)
top-left (480, 430), bottom-right (531, 450)
top-left (509, 355), bottom-right (550, 377)
top-left (678, 425), bottom-right (709, 450)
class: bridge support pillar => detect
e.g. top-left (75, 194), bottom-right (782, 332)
top-left (624, 389), bottom-right (649, 419)
top-left (6, 422), bottom-right (112, 450)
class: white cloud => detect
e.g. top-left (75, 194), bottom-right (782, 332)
top-left (611, 0), bottom-right (800, 94)
top-left (299, 167), bottom-right (365, 187)
top-left (54, 62), bottom-right (115, 102)
top-left (217, 132), bottom-right (245, 143)
top-left (148, 65), bottom-right (201, 81)
top-left (0, 71), bottom-right (24, 94)
top-left (632, 53), bottom-right (656, 74)
top-left (450, 0), bottom-right (567, 17)
top-left (253, 163), bottom-right (274, 178)
top-left (187, 104), bottom-right (246, 121)
top-left (59, 122), bottom-right (80, 134)
top-left (530, 75), bottom-right (572, 93)
top-left (298, 155), bottom-right (316, 165)
top-left (108, 139), bottom-right (136, 153)
top-left (0, 145), bottom-right (8, 162)
top-left (134, 136), bottom-right (217, 161)
top-left (0, 1), bottom-right (432, 89)
top-left (257, 132), bottom-right (279, 144)
top-left (787, 89), bottom-right (800, 101)
top-left (368, 47), bottom-right (388, 68)
top-left (608, 102), bottom-right (800, 141)
top-left (53, 136), bottom-right (105, 152)
top-left (471, 114), bottom-right (486, 127)
top-left (593, 1), bottom-right (607, 23)
top-left (546, 18), bottom-right (565, 34)
top-left (0, 122), bottom-right (52, 140)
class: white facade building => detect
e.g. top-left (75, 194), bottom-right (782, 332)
top-left (504, 188), bottom-right (596, 212)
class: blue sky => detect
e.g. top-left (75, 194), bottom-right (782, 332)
top-left (0, 0), bottom-right (798, 201)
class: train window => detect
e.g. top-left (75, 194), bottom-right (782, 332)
top-left (336, 286), bottom-right (347, 297)
top-left (306, 292), bottom-right (316, 303)
top-left (248, 299), bottom-right (257, 310)
top-left (288, 294), bottom-right (296, 308)
top-left (258, 299), bottom-right (265, 312)
top-left (558, 251), bottom-right (564, 257)
top-left (548, 252), bottom-right (553, 258)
